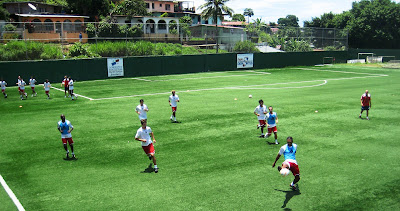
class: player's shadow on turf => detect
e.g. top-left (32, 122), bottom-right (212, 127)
top-left (63, 157), bottom-right (78, 161)
top-left (141, 164), bottom-right (154, 173)
top-left (267, 141), bottom-right (279, 145)
top-left (275, 187), bottom-right (301, 209)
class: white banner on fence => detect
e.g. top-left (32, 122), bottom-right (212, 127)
top-left (237, 54), bottom-right (254, 69)
top-left (107, 58), bottom-right (124, 77)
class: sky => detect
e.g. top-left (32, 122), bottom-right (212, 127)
top-left (191, 0), bottom-right (400, 26)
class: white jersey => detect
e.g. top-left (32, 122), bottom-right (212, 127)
top-left (135, 126), bottom-right (153, 146)
top-left (20, 81), bottom-right (26, 89)
top-left (44, 82), bottom-right (51, 91)
top-left (169, 94), bottom-right (179, 107)
top-left (254, 105), bottom-right (267, 120)
top-left (68, 80), bottom-right (74, 90)
top-left (135, 104), bottom-right (148, 120)
top-left (0, 81), bottom-right (6, 89)
top-left (17, 79), bottom-right (21, 88)
top-left (29, 79), bottom-right (36, 87)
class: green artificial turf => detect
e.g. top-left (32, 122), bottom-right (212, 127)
top-left (0, 64), bottom-right (399, 210)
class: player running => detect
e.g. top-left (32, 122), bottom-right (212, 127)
top-left (272, 137), bottom-right (300, 191)
top-left (61, 76), bottom-right (69, 98)
top-left (254, 99), bottom-right (267, 137)
top-left (135, 99), bottom-right (149, 121)
top-left (19, 78), bottom-right (28, 100)
top-left (0, 79), bottom-right (7, 98)
top-left (16, 76), bottom-right (22, 95)
top-left (44, 79), bottom-right (51, 99)
top-left (359, 90), bottom-right (371, 120)
top-left (68, 77), bottom-right (77, 100)
top-left (135, 119), bottom-right (158, 173)
top-left (265, 106), bottom-right (279, 144)
top-left (57, 114), bottom-right (76, 159)
top-left (29, 76), bottom-right (37, 97)
top-left (169, 90), bottom-right (180, 122)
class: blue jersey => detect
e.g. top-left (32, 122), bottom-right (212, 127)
top-left (266, 112), bottom-right (277, 125)
top-left (57, 120), bottom-right (73, 136)
top-left (279, 143), bottom-right (297, 161)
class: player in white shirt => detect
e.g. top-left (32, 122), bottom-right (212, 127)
top-left (57, 114), bottom-right (76, 159)
top-left (135, 99), bottom-right (149, 121)
top-left (168, 90), bottom-right (180, 122)
top-left (135, 119), bottom-right (158, 173)
top-left (254, 99), bottom-right (267, 137)
top-left (0, 79), bottom-right (7, 98)
top-left (44, 79), bottom-right (51, 99)
top-left (68, 77), bottom-right (77, 100)
top-left (16, 76), bottom-right (22, 95)
top-left (19, 78), bottom-right (28, 100)
top-left (29, 76), bottom-right (37, 97)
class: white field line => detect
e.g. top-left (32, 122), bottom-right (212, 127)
top-left (50, 86), bottom-right (94, 101)
top-left (295, 68), bottom-right (389, 76)
top-left (0, 175), bottom-right (25, 211)
top-left (150, 73), bottom-right (271, 82)
top-left (131, 78), bottom-right (152, 82)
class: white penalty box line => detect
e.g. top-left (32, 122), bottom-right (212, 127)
top-left (50, 86), bottom-right (94, 100)
top-left (0, 174), bottom-right (25, 211)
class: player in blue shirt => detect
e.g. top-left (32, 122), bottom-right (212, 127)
top-left (265, 106), bottom-right (279, 144)
top-left (272, 137), bottom-right (300, 190)
top-left (57, 114), bottom-right (76, 159)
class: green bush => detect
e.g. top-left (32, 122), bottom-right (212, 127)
top-left (68, 42), bottom-right (99, 58)
top-left (3, 24), bottom-right (16, 32)
top-left (0, 41), bottom-right (63, 61)
top-left (41, 45), bottom-right (64, 60)
top-left (233, 41), bottom-right (260, 53)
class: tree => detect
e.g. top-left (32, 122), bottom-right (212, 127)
top-left (179, 16), bottom-right (192, 37)
top-left (0, 6), bottom-right (10, 21)
top-left (232, 14), bottom-right (245, 22)
top-left (199, 0), bottom-right (234, 53)
top-left (277, 15), bottom-right (299, 27)
top-left (243, 8), bottom-right (254, 23)
top-left (112, 0), bottom-right (148, 19)
top-left (66, 0), bottom-right (110, 18)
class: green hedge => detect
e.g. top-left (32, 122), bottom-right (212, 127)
top-left (0, 41), bottom-right (63, 61)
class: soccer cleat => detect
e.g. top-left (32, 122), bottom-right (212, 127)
top-left (277, 166), bottom-right (282, 172)
top-left (148, 155), bottom-right (152, 160)
top-left (366, 117), bottom-right (369, 120)
top-left (65, 96), bottom-right (67, 98)
top-left (275, 141), bottom-right (280, 145)
top-left (31, 94), bottom-right (34, 97)
top-left (154, 168), bottom-right (159, 173)
top-left (290, 184), bottom-right (297, 191)
top-left (66, 153), bottom-right (70, 159)
top-left (259, 135), bottom-right (265, 138)
top-left (257, 125), bottom-right (260, 129)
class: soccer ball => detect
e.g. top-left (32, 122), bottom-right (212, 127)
top-left (249, 95), bottom-right (252, 98)
top-left (280, 168), bottom-right (290, 177)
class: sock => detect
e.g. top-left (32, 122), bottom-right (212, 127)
top-left (72, 152), bottom-right (74, 155)
top-left (275, 139), bottom-right (278, 142)
top-left (66, 150), bottom-right (69, 154)
top-left (261, 133), bottom-right (264, 135)
top-left (174, 117), bottom-right (176, 121)
top-left (290, 182), bottom-right (294, 186)
top-left (154, 165), bottom-right (158, 169)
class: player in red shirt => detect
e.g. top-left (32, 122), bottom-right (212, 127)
top-left (61, 76), bottom-right (69, 98)
top-left (359, 90), bottom-right (371, 120)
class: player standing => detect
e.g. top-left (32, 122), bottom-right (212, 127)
top-left (135, 99), bottom-right (149, 121)
top-left (19, 78), bottom-right (28, 100)
top-left (169, 90), bottom-right (180, 122)
top-left (61, 76), bottom-right (69, 98)
top-left (57, 114), bottom-right (76, 159)
top-left (68, 77), bottom-right (77, 100)
top-left (265, 106), bottom-right (279, 144)
top-left (254, 99), bottom-right (267, 137)
top-left (29, 76), bottom-right (37, 97)
top-left (0, 79), bottom-right (7, 98)
top-left (272, 137), bottom-right (300, 191)
top-left (44, 79), bottom-right (51, 99)
top-left (135, 119), bottom-right (158, 173)
top-left (359, 90), bottom-right (371, 120)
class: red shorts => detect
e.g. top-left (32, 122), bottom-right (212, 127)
top-left (20, 89), bottom-right (25, 93)
top-left (18, 87), bottom-right (21, 92)
top-left (268, 126), bottom-right (277, 133)
top-left (1, 89), bottom-right (4, 93)
top-left (258, 120), bottom-right (266, 126)
top-left (172, 107), bottom-right (177, 112)
top-left (142, 143), bottom-right (155, 155)
top-left (289, 162), bottom-right (300, 176)
top-left (45, 91), bottom-right (49, 94)
top-left (62, 138), bottom-right (74, 144)
top-left (31, 87), bottom-right (35, 90)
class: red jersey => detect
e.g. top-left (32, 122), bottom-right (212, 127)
top-left (63, 79), bottom-right (69, 87)
top-left (361, 94), bottom-right (371, 106)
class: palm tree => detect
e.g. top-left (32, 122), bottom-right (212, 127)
top-left (199, 0), bottom-right (234, 53)
top-left (243, 8), bottom-right (254, 23)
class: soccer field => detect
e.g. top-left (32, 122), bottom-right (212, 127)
top-left (1, 64), bottom-right (399, 210)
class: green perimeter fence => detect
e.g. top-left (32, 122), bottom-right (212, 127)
top-left (0, 49), bottom-right (396, 85)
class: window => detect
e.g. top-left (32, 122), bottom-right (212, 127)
top-left (74, 20), bottom-right (82, 32)
top-left (146, 3), bottom-right (149, 8)
top-left (160, 4), bottom-right (162, 7)
top-left (44, 19), bottom-right (54, 31)
top-left (165, 4), bottom-right (170, 10)
top-left (152, 3), bottom-right (154, 9)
